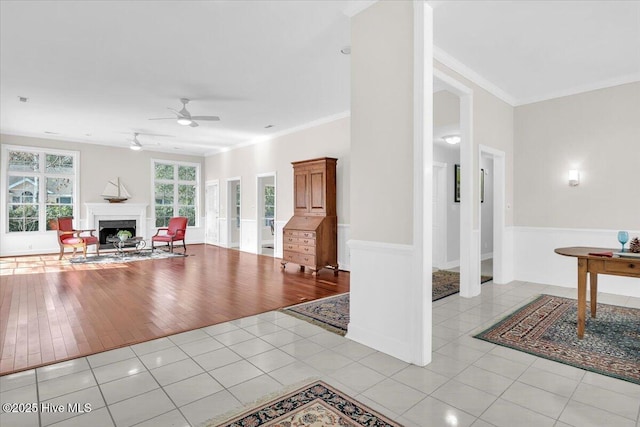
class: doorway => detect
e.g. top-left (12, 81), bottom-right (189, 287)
top-left (432, 162), bottom-right (447, 269)
top-left (205, 180), bottom-right (219, 245)
top-left (257, 173), bottom-right (276, 256)
top-left (227, 178), bottom-right (241, 249)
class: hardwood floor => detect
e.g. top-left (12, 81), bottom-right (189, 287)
top-left (0, 244), bottom-right (349, 376)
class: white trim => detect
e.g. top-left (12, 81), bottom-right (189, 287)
top-left (514, 73), bottom-right (640, 106)
top-left (205, 179), bottom-right (220, 245)
top-left (478, 144), bottom-right (507, 284)
top-left (150, 158), bottom-right (201, 228)
top-left (226, 177), bottom-right (242, 248)
top-left (434, 68), bottom-right (479, 298)
top-left (256, 172), bottom-right (277, 257)
top-left (346, 239), bottom-right (413, 254)
top-left (342, 0), bottom-right (378, 17)
top-left (85, 203), bottom-right (148, 240)
top-left (432, 162), bottom-right (447, 270)
top-left (205, 111), bottom-right (351, 157)
top-left (434, 46), bottom-right (516, 106)
top-left (1, 143), bottom-right (80, 238)
top-left (410, 0), bottom-right (432, 367)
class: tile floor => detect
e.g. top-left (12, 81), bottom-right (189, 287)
top-left (1, 281), bottom-right (639, 427)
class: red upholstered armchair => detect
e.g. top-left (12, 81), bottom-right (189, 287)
top-left (55, 217), bottom-right (100, 259)
top-left (152, 216), bottom-right (188, 253)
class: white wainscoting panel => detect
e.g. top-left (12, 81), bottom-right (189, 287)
top-left (514, 227), bottom-right (640, 298)
top-left (240, 219), bottom-right (258, 254)
top-left (274, 220), bottom-right (286, 258)
top-left (1, 231), bottom-right (58, 256)
top-left (347, 239), bottom-right (415, 363)
top-left (218, 218), bottom-right (228, 248)
top-left (337, 224), bottom-right (351, 271)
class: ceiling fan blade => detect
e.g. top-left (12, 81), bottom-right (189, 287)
top-left (190, 116), bottom-right (220, 121)
top-left (189, 121), bottom-right (199, 128)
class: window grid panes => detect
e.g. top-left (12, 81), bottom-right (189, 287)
top-left (153, 161), bottom-right (199, 227)
top-left (5, 147), bottom-right (77, 233)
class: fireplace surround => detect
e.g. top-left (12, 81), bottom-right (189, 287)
top-left (85, 203), bottom-right (148, 244)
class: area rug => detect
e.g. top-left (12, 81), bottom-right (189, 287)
top-left (206, 381), bottom-right (400, 427)
top-left (283, 293), bottom-right (349, 336)
top-left (433, 270), bottom-right (493, 301)
top-left (68, 250), bottom-right (187, 264)
top-left (475, 294), bottom-right (640, 385)
top-left (282, 272), bottom-right (493, 336)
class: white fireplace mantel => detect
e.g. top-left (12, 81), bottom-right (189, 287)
top-left (85, 203), bottom-right (148, 239)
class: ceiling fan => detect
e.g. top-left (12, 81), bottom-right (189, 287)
top-left (149, 98), bottom-right (220, 127)
top-left (126, 132), bottom-right (172, 151)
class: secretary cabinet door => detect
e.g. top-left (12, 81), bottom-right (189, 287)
top-left (309, 168), bottom-right (326, 214)
top-left (294, 170), bottom-right (309, 214)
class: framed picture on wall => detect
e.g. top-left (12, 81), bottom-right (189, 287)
top-left (454, 164), bottom-right (461, 203)
top-left (481, 169), bottom-right (485, 203)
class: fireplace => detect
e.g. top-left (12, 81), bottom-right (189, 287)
top-left (85, 203), bottom-right (148, 245)
top-left (99, 219), bottom-right (136, 248)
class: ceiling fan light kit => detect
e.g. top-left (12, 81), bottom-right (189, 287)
top-left (149, 98), bottom-right (220, 127)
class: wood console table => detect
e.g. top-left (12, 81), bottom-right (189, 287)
top-left (555, 247), bottom-right (640, 339)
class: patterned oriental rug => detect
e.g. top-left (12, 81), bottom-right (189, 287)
top-left (475, 294), bottom-right (640, 385)
top-left (207, 381), bottom-right (400, 427)
top-left (282, 271), bottom-right (493, 336)
top-left (433, 270), bottom-right (493, 301)
top-left (68, 250), bottom-right (187, 264)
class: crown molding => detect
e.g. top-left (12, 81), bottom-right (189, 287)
top-left (513, 73), bottom-right (640, 106)
top-left (434, 46), bottom-right (517, 106)
top-left (205, 111), bottom-right (351, 157)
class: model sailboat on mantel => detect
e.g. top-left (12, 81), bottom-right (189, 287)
top-left (102, 177), bottom-right (131, 203)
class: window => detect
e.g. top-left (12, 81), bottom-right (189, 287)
top-left (153, 160), bottom-right (199, 227)
top-left (263, 185), bottom-right (275, 226)
top-left (3, 146), bottom-right (78, 233)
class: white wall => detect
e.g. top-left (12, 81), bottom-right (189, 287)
top-left (349, 0), bottom-right (433, 365)
top-left (433, 144), bottom-right (460, 267)
top-left (511, 82), bottom-right (640, 297)
top-left (514, 82), bottom-right (640, 229)
top-left (204, 116), bottom-right (350, 265)
top-left (0, 134), bottom-right (205, 256)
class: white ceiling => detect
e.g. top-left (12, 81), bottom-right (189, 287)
top-left (1, 1), bottom-right (638, 155)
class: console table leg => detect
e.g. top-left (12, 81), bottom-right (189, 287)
top-left (577, 259), bottom-right (587, 339)
top-left (589, 272), bottom-right (598, 318)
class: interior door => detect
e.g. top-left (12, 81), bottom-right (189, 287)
top-left (205, 181), bottom-right (219, 245)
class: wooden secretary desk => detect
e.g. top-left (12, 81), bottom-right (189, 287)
top-left (281, 157), bottom-right (338, 275)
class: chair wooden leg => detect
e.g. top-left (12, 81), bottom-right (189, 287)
top-left (183, 240), bottom-right (186, 253)
top-left (169, 241), bottom-right (174, 253)
top-left (59, 248), bottom-right (64, 260)
top-left (83, 245), bottom-right (87, 258)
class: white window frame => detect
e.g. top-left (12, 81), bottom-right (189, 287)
top-left (150, 159), bottom-right (200, 228)
top-left (1, 144), bottom-right (80, 234)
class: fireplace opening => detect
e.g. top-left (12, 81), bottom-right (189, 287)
top-left (99, 219), bottom-right (136, 249)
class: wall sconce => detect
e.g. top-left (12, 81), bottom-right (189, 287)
top-left (568, 170), bottom-right (580, 186)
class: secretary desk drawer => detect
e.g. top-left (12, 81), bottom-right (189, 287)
top-left (284, 230), bottom-right (316, 239)
top-left (283, 251), bottom-right (316, 266)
